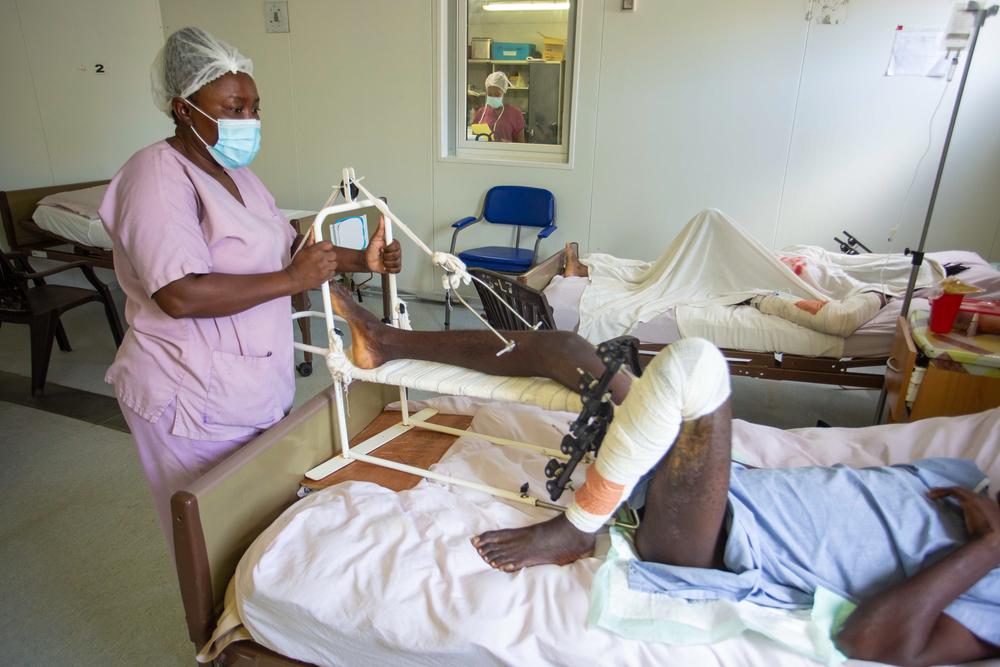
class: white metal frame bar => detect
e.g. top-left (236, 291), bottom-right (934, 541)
top-left (295, 169), bottom-right (575, 515)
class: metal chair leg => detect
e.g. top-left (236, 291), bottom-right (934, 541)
top-left (444, 289), bottom-right (452, 330)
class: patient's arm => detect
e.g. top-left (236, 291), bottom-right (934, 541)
top-left (835, 487), bottom-right (1000, 666)
top-left (954, 312), bottom-right (1000, 335)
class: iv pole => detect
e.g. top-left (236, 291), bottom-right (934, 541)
top-left (897, 2), bottom-right (998, 319)
top-left (875, 2), bottom-right (998, 423)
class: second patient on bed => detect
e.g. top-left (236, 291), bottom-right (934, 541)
top-left (330, 283), bottom-right (999, 666)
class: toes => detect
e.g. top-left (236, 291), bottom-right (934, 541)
top-left (473, 533), bottom-right (507, 549)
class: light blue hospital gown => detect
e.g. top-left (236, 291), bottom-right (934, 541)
top-left (626, 458), bottom-right (1000, 647)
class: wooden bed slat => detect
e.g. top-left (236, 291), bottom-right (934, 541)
top-left (302, 411), bottom-right (473, 492)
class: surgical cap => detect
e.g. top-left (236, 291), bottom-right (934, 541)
top-left (485, 71), bottom-right (511, 94)
top-left (151, 27), bottom-right (254, 115)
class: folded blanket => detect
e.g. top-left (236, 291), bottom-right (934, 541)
top-left (37, 184), bottom-right (108, 220)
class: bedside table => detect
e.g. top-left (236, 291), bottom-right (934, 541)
top-left (884, 311), bottom-right (1000, 423)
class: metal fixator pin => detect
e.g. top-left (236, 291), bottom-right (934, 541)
top-left (495, 340), bottom-right (516, 357)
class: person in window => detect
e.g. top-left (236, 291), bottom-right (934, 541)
top-left (99, 27), bottom-right (402, 553)
top-left (471, 71), bottom-right (525, 143)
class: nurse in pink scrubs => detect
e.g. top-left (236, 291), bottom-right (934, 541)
top-left (99, 27), bottom-right (402, 550)
top-left (471, 71), bottom-right (526, 143)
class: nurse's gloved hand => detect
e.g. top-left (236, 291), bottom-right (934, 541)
top-left (363, 217), bottom-right (402, 274)
top-left (287, 240), bottom-right (338, 291)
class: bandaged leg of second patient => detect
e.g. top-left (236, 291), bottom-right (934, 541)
top-left (753, 292), bottom-right (882, 337)
top-left (565, 338), bottom-right (731, 533)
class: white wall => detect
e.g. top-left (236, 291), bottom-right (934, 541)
top-left (775, 2), bottom-right (1000, 258)
top-left (0, 0), bottom-right (169, 190)
top-left (0, 0), bottom-right (167, 288)
top-left (4, 0), bottom-right (997, 298)
top-left (159, 0), bottom-right (437, 291)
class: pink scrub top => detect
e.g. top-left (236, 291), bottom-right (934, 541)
top-left (100, 140), bottom-right (296, 441)
top-left (473, 104), bottom-right (525, 142)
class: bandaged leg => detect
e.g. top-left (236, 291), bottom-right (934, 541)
top-left (473, 338), bottom-right (731, 572)
top-left (566, 338), bottom-right (731, 533)
top-left (753, 292), bottom-right (882, 337)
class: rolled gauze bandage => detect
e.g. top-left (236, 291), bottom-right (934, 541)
top-left (432, 251), bottom-right (471, 290)
top-left (565, 338), bottom-right (731, 533)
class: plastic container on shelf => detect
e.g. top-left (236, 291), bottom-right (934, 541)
top-left (539, 33), bottom-right (566, 61)
top-left (491, 42), bottom-right (533, 60)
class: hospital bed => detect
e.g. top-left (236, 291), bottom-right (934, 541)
top-left (0, 181), bottom-right (334, 375)
top-left (473, 246), bottom-right (1000, 389)
top-left (1, 181), bottom-right (115, 270)
top-left (170, 375), bottom-right (1000, 666)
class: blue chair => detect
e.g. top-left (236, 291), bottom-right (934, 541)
top-left (446, 186), bottom-right (556, 328)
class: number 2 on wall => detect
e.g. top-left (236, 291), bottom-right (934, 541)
top-left (94, 64), bottom-right (105, 74)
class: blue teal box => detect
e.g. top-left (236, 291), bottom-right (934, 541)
top-left (491, 42), bottom-right (533, 60)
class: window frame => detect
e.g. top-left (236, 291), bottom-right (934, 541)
top-left (438, 0), bottom-right (583, 166)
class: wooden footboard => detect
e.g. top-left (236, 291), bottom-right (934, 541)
top-left (518, 246), bottom-right (567, 291)
top-left (172, 381), bottom-right (397, 665)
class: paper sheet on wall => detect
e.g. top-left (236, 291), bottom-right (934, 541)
top-left (886, 28), bottom-right (948, 77)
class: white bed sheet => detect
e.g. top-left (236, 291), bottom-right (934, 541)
top-left (233, 398), bottom-right (1000, 667)
top-left (545, 251), bottom-right (1000, 358)
top-left (32, 204), bottom-right (112, 249)
top-left (30, 200), bottom-right (314, 254)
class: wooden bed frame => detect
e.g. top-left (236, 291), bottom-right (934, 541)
top-left (0, 180), bottom-right (330, 375)
top-left (172, 380), bottom-right (399, 666)
top-left (474, 247), bottom-right (886, 390)
top-left (1, 180), bottom-right (115, 269)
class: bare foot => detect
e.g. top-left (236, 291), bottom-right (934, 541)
top-left (327, 283), bottom-right (387, 368)
top-left (563, 242), bottom-right (589, 278)
top-left (471, 514), bottom-right (596, 572)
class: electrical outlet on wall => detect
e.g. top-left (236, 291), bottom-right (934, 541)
top-left (265, 1), bottom-right (290, 33)
top-left (622, 0), bottom-right (636, 10)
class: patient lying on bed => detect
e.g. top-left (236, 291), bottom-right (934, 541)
top-left (552, 209), bottom-right (956, 345)
top-left (329, 283), bottom-right (999, 666)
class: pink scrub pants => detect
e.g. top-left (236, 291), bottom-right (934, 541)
top-left (120, 399), bottom-right (255, 555)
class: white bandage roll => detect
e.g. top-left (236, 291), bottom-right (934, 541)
top-left (565, 338), bottom-right (730, 533)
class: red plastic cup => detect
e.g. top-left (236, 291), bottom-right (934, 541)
top-left (929, 292), bottom-right (964, 333)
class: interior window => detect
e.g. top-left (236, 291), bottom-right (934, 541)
top-left (460, 0), bottom-right (574, 156)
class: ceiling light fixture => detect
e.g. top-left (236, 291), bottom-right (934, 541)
top-left (483, 1), bottom-right (570, 11)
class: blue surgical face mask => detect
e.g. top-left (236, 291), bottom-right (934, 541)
top-left (485, 95), bottom-right (503, 109)
top-left (185, 100), bottom-right (261, 169)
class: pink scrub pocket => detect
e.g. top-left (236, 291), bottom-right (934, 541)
top-left (203, 349), bottom-right (284, 428)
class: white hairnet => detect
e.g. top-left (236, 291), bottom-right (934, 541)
top-left (485, 71), bottom-right (511, 94)
top-left (151, 27), bottom-right (254, 116)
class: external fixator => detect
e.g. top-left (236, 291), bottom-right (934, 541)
top-left (834, 230), bottom-right (871, 255)
top-left (544, 337), bottom-right (640, 501)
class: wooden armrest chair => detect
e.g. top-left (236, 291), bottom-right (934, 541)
top-left (0, 251), bottom-right (124, 394)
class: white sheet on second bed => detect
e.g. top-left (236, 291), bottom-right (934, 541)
top-left (545, 251), bottom-right (1000, 358)
top-left (233, 398), bottom-right (1000, 667)
top-left (31, 189), bottom-right (314, 254)
top-left (32, 204), bottom-right (113, 249)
